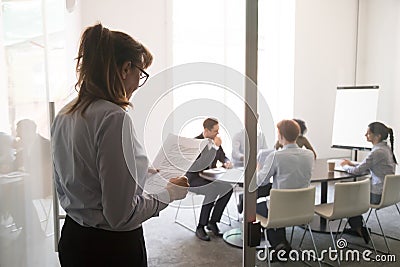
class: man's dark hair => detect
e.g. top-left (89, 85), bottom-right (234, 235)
top-left (203, 118), bottom-right (219, 130)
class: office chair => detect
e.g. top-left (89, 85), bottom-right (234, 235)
top-left (256, 186), bottom-right (320, 267)
top-left (315, 178), bottom-right (376, 266)
top-left (365, 174), bottom-right (400, 254)
top-left (174, 192), bottom-right (232, 232)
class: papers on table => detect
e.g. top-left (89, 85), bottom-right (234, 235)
top-left (202, 167), bottom-right (227, 175)
top-left (0, 171), bottom-right (27, 179)
top-left (331, 159), bottom-right (361, 172)
top-left (201, 168), bottom-right (244, 185)
top-left (218, 168), bottom-right (244, 184)
top-left (0, 172), bottom-right (27, 185)
top-left (144, 134), bottom-right (208, 194)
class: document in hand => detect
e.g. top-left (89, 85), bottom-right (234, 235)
top-left (144, 134), bottom-right (208, 194)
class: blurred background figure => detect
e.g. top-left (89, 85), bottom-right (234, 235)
top-left (0, 132), bottom-right (17, 224)
top-left (275, 118), bottom-right (317, 159)
top-left (0, 132), bottom-right (15, 174)
top-left (14, 119), bottom-right (52, 199)
top-left (236, 148), bottom-right (274, 214)
top-left (231, 128), bottom-right (268, 167)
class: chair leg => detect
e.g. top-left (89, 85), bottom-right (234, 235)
top-left (264, 229), bottom-right (271, 267)
top-left (289, 226), bottom-right (295, 246)
top-left (374, 209), bottom-right (391, 254)
top-left (395, 204), bottom-right (400, 215)
top-left (233, 188), bottom-right (240, 221)
top-left (298, 226), bottom-right (307, 249)
top-left (174, 195), bottom-right (197, 233)
top-left (221, 206), bottom-right (232, 226)
top-left (362, 217), bottom-right (377, 255)
top-left (338, 220), bottom-right (350, 240)
top-left (327, 221), bottom-right (341, 266)
top-left (174, 199), bottom-right (183, 222)
top-left (307, 224), bottom-right (322, 267)
top-left (38, 199), bottom-right (48, 223)
top-left (334, 218), bottom-right (343, 240)
top-left (365, 208), bottom-right (373, 223)
top-left (43, 199), bottom-right (53, 236)
top-left (191, 194), bottom-right (197, 229)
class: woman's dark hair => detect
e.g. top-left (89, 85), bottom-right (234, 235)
top-left (293, 119), bottom-right (307, 135)
top-left (67, 23), bottom-right (153, 115)
top-left (368, 121), bottom-right (397, 164)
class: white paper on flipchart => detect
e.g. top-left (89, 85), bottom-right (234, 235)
top-left (144, 134), bottom-right (208, 194)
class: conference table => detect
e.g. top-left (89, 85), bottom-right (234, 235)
top-left (199, 159), bottom-right (367, 248)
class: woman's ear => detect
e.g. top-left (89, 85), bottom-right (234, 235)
top-left (121, 61), bottom-right (132, 80)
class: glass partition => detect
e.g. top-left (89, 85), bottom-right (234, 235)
top-left (0, 0), bottom-right (67, 265)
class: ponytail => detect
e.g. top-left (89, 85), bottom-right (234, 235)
top-left (388, 128), bottom-right (397, 164)
top-left (66, 23), bottom-right (152, 115)
top-left (368, 121), bottom-right (397, 164)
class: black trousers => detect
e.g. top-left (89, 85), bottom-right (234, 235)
top-left (348, 193), bottom-right (382, 229)
top-left (188, 173), bottom-right (233, 226)
top-left (58, 216), bottom-right (147, 267)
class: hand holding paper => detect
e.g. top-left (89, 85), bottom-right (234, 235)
top-left (166, 176), bottom-right (189, 201)
top-left (144, 134), bottom-right (208, 195)
top-left (152, 134), bottom-right (208, 179)
top-left (147, 167), bottom-right (159, 174)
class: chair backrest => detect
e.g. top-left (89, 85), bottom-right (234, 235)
top-left (330, 178), bottom-right (370, 220)
top-left (265, 186), bottom-right (316, 228)
top-left (379, 175), bottom-right (400, 208)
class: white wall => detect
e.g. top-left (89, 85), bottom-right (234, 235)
top-left (294, 0), bottom-right (400, 161)
top-left (61, 0), bottom-right (82, 108)
top-left (356, 0), bottom-right (400, 164)
top-left (66, 0), bottom-right (400, 161)
top-left (294, 0), bottom-right (400, 160)
top-left (69, 0), bottom-right (174, 160)
top-left (294, 0), bottom-right (359, 159)
top-left (0, 7), bottom-right (9, 133)
top-left (80, 0), bottom-right (172, 76)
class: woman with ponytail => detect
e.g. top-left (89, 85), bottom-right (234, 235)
top-left (340, 121), bottom-right (397, 244)
top-left (52, 23), bottom-right (189, 266)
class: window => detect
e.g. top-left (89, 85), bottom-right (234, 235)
top-left (172, 0), bottom-right (296, 153)
top-left (1, 0), bottom-right (68, 137)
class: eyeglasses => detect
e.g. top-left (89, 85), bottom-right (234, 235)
top-left (133, 64), bottom-right (149, 87)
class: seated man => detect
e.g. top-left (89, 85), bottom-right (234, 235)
top-left (257, 119), bottom-right (314, 252)
top-left (14, 119), bottom-right (52, 199)
top-left (186, 118), bottom-right (233, 241)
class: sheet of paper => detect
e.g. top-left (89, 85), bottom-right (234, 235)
top-left (144, 134), bottom-right (208, 194)
top-left (202, 167), bottom-right (227, 174)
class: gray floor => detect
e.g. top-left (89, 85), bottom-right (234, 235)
top-left (143, 184), bottom-right (400, 267)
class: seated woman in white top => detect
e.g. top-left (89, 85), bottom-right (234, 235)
top-left (340, 121), bottom-right (397, 244)
top-left (231, 128), bottom-right (268, 167)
